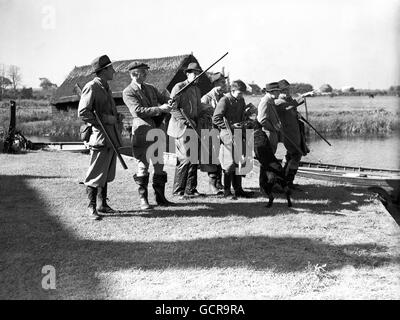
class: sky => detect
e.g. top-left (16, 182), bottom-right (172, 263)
top-left (0, 0), bottom-right (399, 90)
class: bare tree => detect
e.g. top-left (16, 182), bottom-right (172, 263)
top-left (8, 65), bottom-right (22, 91)
top-left (0, 63), bottom-right (12, 100)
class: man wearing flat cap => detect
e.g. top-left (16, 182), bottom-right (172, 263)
top-left (199, 72), bottom-right (228, 194)
top-left (274, 79), bottom-right (309, 189)
top-left (122, 61), bottom-right (173, 210)
top-left (167, 62), bottom-right (203, 198)
top-left (78, 54), bottom-right (123, 220)
top-left (212, 80), bottom-right (254, 199)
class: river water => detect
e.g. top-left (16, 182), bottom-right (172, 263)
top-left (276, 134), bottom-right (400, 170)
top-left (28, 133), bottom-right (400, 170)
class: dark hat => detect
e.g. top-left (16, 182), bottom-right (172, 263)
top-left (184, 62), bottom-right (202, 73)
top-left (210, 72), bottom-right (227, 84)
top-left (127, 62), bottom-right (150, 71)
top-left (265, 82), bottom-right (281, 92)
top-left (278, 79), bottom-right (290, 89)
top-left (91, 55), bottom-right (113, 73)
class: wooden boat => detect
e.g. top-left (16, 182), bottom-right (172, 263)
top-left (296, 160), bottom-right (400, 190)
top-left (33, 141), bottom-right (89, 153)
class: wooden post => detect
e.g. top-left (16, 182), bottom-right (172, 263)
top-left (304, 97), bottom-right (310, 136)
top-left (3, 100), bottom-right (16, 153)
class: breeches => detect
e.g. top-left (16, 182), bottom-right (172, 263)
top-left (132, 144), bottom-right (164, 177)
top-left (84, 147), bottom-right (116, 188)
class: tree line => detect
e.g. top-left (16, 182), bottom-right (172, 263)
top-left (0, 63), bottom-right (57, 100)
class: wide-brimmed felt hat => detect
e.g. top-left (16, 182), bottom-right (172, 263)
top-left (91, 55), bottom-right (113, 73)
top-left (210, 72), bottom-right (227, 84)
top-left (278, 79), bottom-right (290, 89)
top-left (184, 62), bottom-right (202, 73)
top-left (127, 62), bottom-right (150, 71)
top-left (265, 82), bottom-right (280, 92)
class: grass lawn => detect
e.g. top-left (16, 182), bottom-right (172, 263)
top-left (0, 150), bottom-right (399, 299)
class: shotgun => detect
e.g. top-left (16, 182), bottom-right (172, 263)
top-left (75, 84), bottom-right (128, 169)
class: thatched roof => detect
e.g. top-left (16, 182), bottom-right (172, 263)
top-left (51, 54), bottom-right (213, 106)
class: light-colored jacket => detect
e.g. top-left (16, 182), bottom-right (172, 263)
top-left (257, 93), bottom-right (281, 133)
top-left (78, 77), bottom-right (122, 149)
top-left (122, 81), bottom-right (169, 147)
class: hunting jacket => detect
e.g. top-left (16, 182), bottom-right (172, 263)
top-left (167, 80), bottom-right (201, 139)
top-left (122, 81), bottom-right (169, 147)
top-left (78, 77), bottom-right (122, 149)
top-left (212, 93), bottom-right (246, 145)
top-left (257, 92), bottom-right (282, 133)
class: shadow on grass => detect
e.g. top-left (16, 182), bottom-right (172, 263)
top-left (0, 174), bottom-right (397, 299)
top-left (127, 183), bottom-right (375, 218)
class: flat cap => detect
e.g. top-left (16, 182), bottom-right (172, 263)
top-left (127, 62), bottom-right (150, 71)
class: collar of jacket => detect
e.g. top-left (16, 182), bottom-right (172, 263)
top-left (94, 76), bottom-right (110, 92)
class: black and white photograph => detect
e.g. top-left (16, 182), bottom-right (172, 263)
top-left (0, 0), bottom-right (399, 303)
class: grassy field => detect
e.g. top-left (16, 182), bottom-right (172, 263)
top-left (0, 150), bottom-right (399, 299)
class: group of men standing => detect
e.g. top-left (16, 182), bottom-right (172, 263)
top-left (78, 54), bottom-right (309, 220)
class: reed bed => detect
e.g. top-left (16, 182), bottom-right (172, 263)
top-left (1, 99), bottom-right (399, 139)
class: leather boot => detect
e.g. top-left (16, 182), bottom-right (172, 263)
top-left (215, 166), bottom-right (224, 190)
top-left (86, 186), bottom-right (102, 220)
top-left (223, 171), bottom-right (236, 200)
top-left (133, 174), bottom-right (151, 210)
top-left (96, 183), bottom-right (117, 213)
top-left (185, 164), bottom-right (204, 196)
top-left (286, 168), bottom-right (298, 189)
top-left (153, 172), bottom-right (174, 206)
top-left (233, 175), bottom-right (254, 198)
top-left (208, 172), bottom-right (223, 195)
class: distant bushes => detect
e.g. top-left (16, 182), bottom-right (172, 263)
top-left (307, 110), bottom-right (400, 137)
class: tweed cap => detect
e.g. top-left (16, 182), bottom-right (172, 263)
top-left (127, 62), bottom-right (150, 71)
top-left (265, 82), bottom-right (280, 92)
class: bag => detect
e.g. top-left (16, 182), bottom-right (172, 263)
top-left (80, 124), bottom-right (92, 142)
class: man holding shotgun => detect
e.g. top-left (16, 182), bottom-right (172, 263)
top-left (274, 79), bottom-right (310, 189)
top-left (167, 62), bottom-right (204, 198)
top-left (78, 55), bottom-right (123, 220)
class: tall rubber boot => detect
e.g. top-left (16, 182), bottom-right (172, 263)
top-left (223, 171), bottom-right (236, 200)
top-left (153, 172), bottom-right (174, 206)
top-left (215, 165), bottom-right (224, 190)
top-left (133, 174), bottom-right (150, 210)
top-left (86, 186), bottom-right (102, 220)
top-left (97, 183), bottom-right (117, 213)
top-left (232, 175), bottom-right (254, 198)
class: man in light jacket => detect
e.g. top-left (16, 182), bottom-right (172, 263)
top-left (122, 62), bottom-right (173, 210)
top-left (167, 62), bottom-right (203, 198)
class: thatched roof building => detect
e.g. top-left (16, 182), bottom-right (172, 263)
top-left (51, 54), bottom-right (213, 114)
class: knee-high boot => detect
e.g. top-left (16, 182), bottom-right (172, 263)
top-left (153, 172), bottom-right (174, 206)
top-left (133, 174), bottom-right (150, 210)
top-left (96, 183), bottom-right (117, 213)
top-left (86, 186), bottom-right (102, 220)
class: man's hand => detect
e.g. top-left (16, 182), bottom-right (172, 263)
top-left (159, 103), bottom-right (172, 113)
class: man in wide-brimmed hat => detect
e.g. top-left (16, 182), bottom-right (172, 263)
top-left (199, 72), bottom-right (228, 194)
top-left (257, 82), bottom-right (282, 154)
top-left (274, 79), bottom-right (309, 189)
top-left (167, 62), bottom-right (204, 198)
top-left (122, 61), bottom-right (173, 210)
top-left (78, 54), bottom-right (123, 220)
